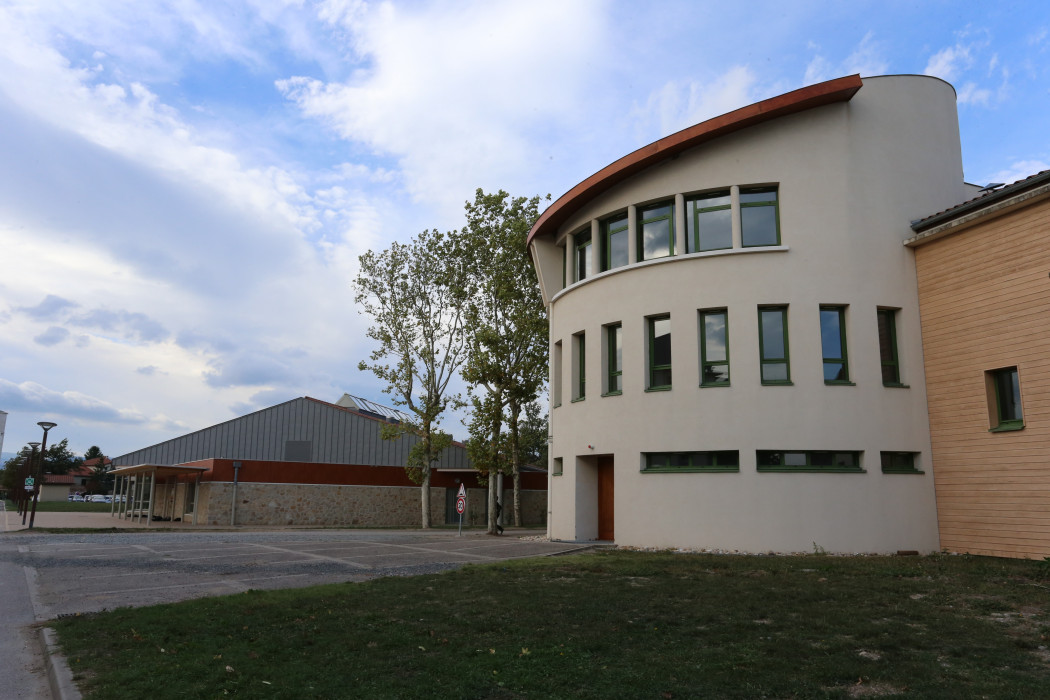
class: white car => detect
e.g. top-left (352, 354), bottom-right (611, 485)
top-left (88, 494), bottom-right (109, 503)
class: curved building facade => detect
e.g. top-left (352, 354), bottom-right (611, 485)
top-left (528, 75), bottom-right (976, 553)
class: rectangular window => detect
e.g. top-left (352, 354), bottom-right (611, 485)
top-left (877, 308), bottom-right (902, 385)
top-left (699, 309), bottom-right (729, 386)
top-left (605, 323), bottom-right (622, 395)
top-left (740, 187), bottom-right (780, 247)
top-left (643, 451), bottom-right (740, 473)
top-left (686, 191), bottom-right (732, 252)
top-left (573, 333), bottom-right (586, 401)
top-left (758, 306), bottom-right (790, 384)
top-left (757, 450), bottom-right (863, 473)
top-left (648, 315), bottom-right (672, 390)
top-left (601, 214), bottom-right (629, 271)
top-left (988, 366), bottom-right (1023, 431)
top-left (819, 306), bottom-right (850, 384)
top-left (880, 452), bottom-right (922, 474)
top-left (574, 230), bottom-right (592, 282)
top-left (552, 457), bottom-right (563, 476)
top-left (552, 341), bottom-right (562, 407)
top-left (638, 202), bottom-right (675, 261)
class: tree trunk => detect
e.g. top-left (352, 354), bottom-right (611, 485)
top-left (509, 399), bottom-right (523, 527)
top-left (421, 465), bottom-right (431, 529)
top-left (487, 410), bottom-right (502, 535)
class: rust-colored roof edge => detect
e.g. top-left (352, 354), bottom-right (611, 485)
top-left (527, 74), bottom-right (863, 246)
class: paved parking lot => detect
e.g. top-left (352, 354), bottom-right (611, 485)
top-left (1, 528), bottom-right (588, 619)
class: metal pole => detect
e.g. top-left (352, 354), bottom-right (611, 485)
top-left (28, 423), bottom-right (55, 530)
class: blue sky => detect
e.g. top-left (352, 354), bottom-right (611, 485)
top-left (1, 0), bottom-right (1048, 459)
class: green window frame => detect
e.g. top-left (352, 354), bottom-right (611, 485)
top-left (552, 340), bottom-right (563, 408)
top-left (643, 451), bottom-right (740, 473)
top-left (552, 457), bottom-right (563, 476)
top-left (877, 308), bottom-right (903, 386)
top-left (988, 366), bottom-right (1023, 432)
top-left (648, 315), bottom-right (672, 390)
top-left (819, 306), bottom-right (851, 384)
top-left (605, 323), bottom-right (622, 396)
top-left (740, 186), bottom-right (780, 247)
top-left (880, 452), bottom-right (923, 474)
top-left (757, 450), bottom-right (863, 473)
top-left (637, 201), bottom-right (675, 261)
top-left (574, 229), bottom-right (592, 282)
top-left (686, 190), bottom-right (732, 252)
top-left (699, 309), bottom-right (729, 386)
top-left (758, 306), bottom-right (791, 385)
top-left (601, 214), bottom-right (629, 272)
top-left (573, 333), bottom-right (586, 401)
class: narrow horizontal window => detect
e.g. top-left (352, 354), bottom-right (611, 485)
top-left (757, 450), bottom-right (863, 472)
top-left (880, 452), bottom-right (922, 474)
top-left (643, 451), bottom-right (739, 473)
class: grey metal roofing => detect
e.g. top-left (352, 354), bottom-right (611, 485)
top-left (911, 169), bottom-right (1050, 232)
top-left (112, 396), bottom-right (471, 469)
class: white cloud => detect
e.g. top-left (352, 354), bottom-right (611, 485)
top-left (924, 44), bottom-right (973, 82)
top-left (805, 32), bottom-right (888, 85)
top-left (985, 160), bottom-right (1050, 186)
top-left (633, 66), bottom-right (763, 141)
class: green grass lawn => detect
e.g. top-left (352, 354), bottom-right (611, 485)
top-left (53, 551), bottom-right (1050, 699)
top-left (5, 499), bottom-right (113, 513)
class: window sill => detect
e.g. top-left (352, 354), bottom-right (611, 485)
top-left (552, 472), bottom-right (563, 477)
top-left (761, 381), bottom-right (793, 387)
top-left (645, 386), bottom-right (672, 393)
top-left (757, 467), bottom-right (866, 474)
top-left (642, 467), bottom-right (739, 474)
top-left (552, 402), bottom-right (562, 409)
top-left (700, 382), bottom-right (731, 388)
top-left (824, 380), bottom-right (856, 386)
top-left (882, 383), bottom-right (910, 389)
top-left (601, 391), bottom-right (622, 398)
top-left (989, 422), bottom-right (1024, 433)
top-left (882, 469), bottom-right (925, 475)
top-left (571, 396), bottom-right (586, 403)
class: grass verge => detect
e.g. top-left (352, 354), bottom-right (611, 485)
top-left (53, 551), bottom-right (1050, 699)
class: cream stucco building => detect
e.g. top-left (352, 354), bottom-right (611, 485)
top-left (528, 74), bottom-right (979, 553)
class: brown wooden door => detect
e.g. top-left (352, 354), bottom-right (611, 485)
top-left (597, 456), bottom-right (614, 541)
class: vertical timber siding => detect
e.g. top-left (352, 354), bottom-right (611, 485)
top-left (914, 196), bottom-right (1050, 559)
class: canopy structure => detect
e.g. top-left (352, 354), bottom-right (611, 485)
top-left (109, 464), bottom-right (208, 527)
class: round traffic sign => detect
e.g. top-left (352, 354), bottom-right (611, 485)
top-left (456, 496), bottom-right (465, 514)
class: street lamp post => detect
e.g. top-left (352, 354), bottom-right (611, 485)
top-left (28, 422), bottom-right (57, 530)
top-left (19, 443), bottom-right (40, 521)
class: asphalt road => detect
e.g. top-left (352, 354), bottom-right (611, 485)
top-left (0, 527), bottom-right (587, 698)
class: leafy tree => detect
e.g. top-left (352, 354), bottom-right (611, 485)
top-left (518, 401), bottom-right (548, 469)
top-left (460, 189), bottom-right (548, 531)
top-left (354, 228), bottom-right (472, 528)
top-left (83, 445), bottom-right (104, 461)
top-left (42, 438), bottom-right (82, 475)
top-left (1, 450), bottom-right (29, 496)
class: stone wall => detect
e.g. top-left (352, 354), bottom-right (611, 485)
top-left (194, 482), bottom-right (547, 528)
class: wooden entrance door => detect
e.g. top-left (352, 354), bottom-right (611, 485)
top-left (597, 456), bottom-right (614, 541)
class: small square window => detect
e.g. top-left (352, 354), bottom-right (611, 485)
top-left (880, 452), bottom-right (922, 474)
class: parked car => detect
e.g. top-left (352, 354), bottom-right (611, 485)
top-left (88, 495), bottom-right (108, 503)
top-left (71, 494), bottom-right (85, 502)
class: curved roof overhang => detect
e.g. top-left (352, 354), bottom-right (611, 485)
top-left (527, 74), bottom-right (863, 246)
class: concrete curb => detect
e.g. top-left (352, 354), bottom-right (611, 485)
top-left (39, 627), bottom-right (81, 700)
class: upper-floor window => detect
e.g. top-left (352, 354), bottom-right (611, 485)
top-left (648, 315), bottom-right (672, 390)
top-left (602, 214), bottom-right (629, 272)
top-left (819, 306), bottom-right (850, 384)
top-left (605, 323), bottom-right (623, 395)
top-left (988, 366), bottom-right (1023, 432)
top-left (638, 202), bottom-right (675, 261)
top-left (573, 332), bottom-right (586, 401)
top-left (758, 306), bottom-right (790, 384)
top-left (574, 230), bottom-right (592, 282)
top-left (686, 190), bottom-right (732, 252)
top-left (552, 340), bottom-right (563, 407)
top-left (877, 308), bottom-right (902, 386)
top-left (740, 187), bottom-right (779, 247)
top-left (699, 309), bottom-right (730, 386)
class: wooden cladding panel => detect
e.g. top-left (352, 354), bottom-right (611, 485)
top-left (914, 197), bottom-right (1050, 559)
